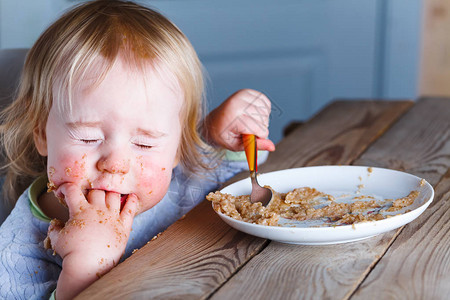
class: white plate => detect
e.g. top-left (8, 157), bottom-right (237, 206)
top-left (215, 166), bottom-right (434, 245)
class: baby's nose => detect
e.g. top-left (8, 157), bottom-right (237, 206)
top-left (97, 154), bottom-right (130, 174)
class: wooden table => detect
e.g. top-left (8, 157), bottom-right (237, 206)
top-left (77, 98), bottom-right (450, 299)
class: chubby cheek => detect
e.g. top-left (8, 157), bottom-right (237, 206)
top-left (48, 154), bottom-right (88, 190)
top-left (136, 156), bottom-right (173, 211)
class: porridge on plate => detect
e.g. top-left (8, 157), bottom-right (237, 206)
top-left (206, 182), bottom-right (423, 227)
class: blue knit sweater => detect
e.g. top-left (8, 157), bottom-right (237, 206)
top-left (0, 159), bottom-right (248, 299)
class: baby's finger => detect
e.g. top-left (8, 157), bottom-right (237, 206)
top-left (256, 138), bottom-right (276, 152)
top-left (56, 183), bottom-right (86, 216)
top-left (105, 192), bottom-right (121, 212)
top-left (120, 194), bottom-right (139, 231)
top-left (240, 99), bottom-right (270, 125)
top-left (87, 189), bottom-right (106, 207)
top-left (237, 114), bottom-right (270, 139)
top-left (240, 89), bottom-right (271, 107)
top-left (46, 218), bottom-right (65, 251)
top-left (245, 90), bottom-right (272, 114)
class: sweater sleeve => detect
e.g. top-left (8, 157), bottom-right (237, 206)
top-left (164, 150), bottom-right (251, 212)
top-left (0, 189), bottom-right (62, 299)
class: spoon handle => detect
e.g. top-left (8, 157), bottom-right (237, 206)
top-left (243, 134), bottom-right (257, 172)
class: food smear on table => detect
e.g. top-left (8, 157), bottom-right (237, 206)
top-left (206, 186), bottom-right (421, 227)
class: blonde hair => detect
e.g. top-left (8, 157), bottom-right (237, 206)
top-left (0, 0), bottom-right (213, 203)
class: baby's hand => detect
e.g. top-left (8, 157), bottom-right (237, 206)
top-left (204, 89), bottom-right (275, 152)
top-left (47, 183), bottom-right (139, 299)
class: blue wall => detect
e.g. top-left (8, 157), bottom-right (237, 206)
top-left (0, 0), bottom-right (422, 142)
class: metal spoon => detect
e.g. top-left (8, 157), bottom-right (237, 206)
top-left (242, 134), bottom-right (273, 206)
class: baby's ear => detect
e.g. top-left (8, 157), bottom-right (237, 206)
top-left (33, 125), bottom-right (48, 156)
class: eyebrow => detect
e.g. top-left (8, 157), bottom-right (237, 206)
top-left (66, 121), bottom-right (102, 128)
top-left (135, 128), bottom-right (167, 138)
top-left (66, 122), bottom-right (167, 138)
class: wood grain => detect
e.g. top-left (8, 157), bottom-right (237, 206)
top-left (349, 98), bottom-right (450, 299)
top-left (76, 100), bottom-right (412, 299)
top-left (210, 98), bottom-right (450, 300)
top-left (265, 100), bottom-right (412, 169)
top-left (78, 200), bottom-right (267, 299)
top-left (228, 100), bottom-right (413, 184)
top-left (211, 234), bottom-right (400, 300)
top-left (352, 169), bottom-right (450, 299)
top-left (353, 98), bottom-right (450, 185)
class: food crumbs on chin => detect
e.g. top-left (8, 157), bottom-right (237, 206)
top-left (48, 167), bottom-right (56, 177)
top-left (107, 244), bottom-right (111, 248)
top-left (65, 167), bottom-right (72, 176)
top-left (162, 167), bottom-right (165, 171)
top-left (47, 181), bottom-right (56, 193)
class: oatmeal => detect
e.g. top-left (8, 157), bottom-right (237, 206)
top-left (207, 191), bottom-right (279, 225)
top-left (386, 190), bottom-right (419, 212)
top-left (206, 186), bottom-right (420, 227)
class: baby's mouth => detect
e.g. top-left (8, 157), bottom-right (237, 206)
top-left (83, 189), bottom-right (130, 209)
top-left (120, 194), bottom-right (129, 209)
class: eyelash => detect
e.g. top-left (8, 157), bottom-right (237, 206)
top-left (80, 139), bottom-right (100, 144)
top-left (78, 139), bottom-right (154, 149)
top-left (134, 143), bottom-right (153, 150)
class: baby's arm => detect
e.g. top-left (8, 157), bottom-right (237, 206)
top-left (203, 89), bottom-right (275, 152)
top-left (47, 184), bottom-right (139, 300)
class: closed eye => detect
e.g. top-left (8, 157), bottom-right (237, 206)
top-left (80, 139), bottom-right (101, 144)
top-left (134, 143), bottom-right (153, 149)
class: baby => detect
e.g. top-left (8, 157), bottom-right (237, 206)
top-left (0, 1), bottom-right (274, 299)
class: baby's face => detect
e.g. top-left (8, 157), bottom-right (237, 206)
top-left (37, 57), bottom-right (183, 214)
